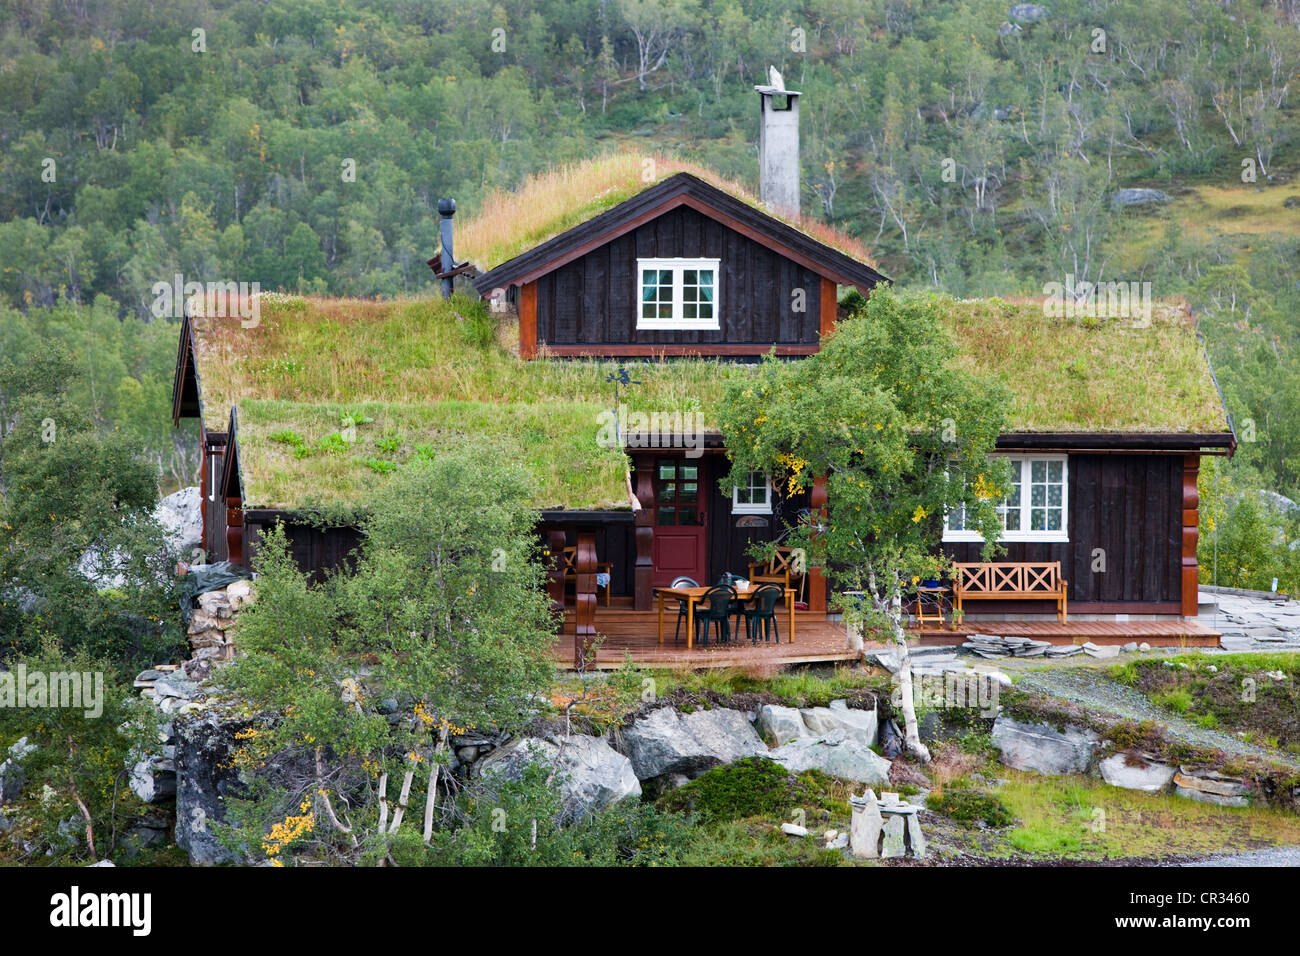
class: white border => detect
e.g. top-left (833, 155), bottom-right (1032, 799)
top-left (635, 257), bottom-right (721, 330)
top-left (943, 455), bottom-right (1069, 543)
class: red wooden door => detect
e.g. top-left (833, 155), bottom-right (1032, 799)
top-left (652, 458), bottom-right (708, 587)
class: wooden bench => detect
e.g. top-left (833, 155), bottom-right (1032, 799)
top-left (561, 546), bottom-right (613, 606)
top-left (953, 561), bottom-right (1068, 623)
top-left (748, 545), bottom-right (806, 602)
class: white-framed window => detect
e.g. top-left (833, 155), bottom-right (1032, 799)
top-left (731, 470), bottom-right (772, 515)
top-left (636, 257), bottom-right (720, 330)
top-left (943, 455), bottom-right (1068, 543)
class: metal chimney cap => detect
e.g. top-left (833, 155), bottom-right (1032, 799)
top-left (437, 198), bottom-right (456, 217)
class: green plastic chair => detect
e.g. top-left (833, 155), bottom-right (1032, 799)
top-left (695, 585), bottom-right (737, 647)
top-left (743, 584), bottom-right (783, 645)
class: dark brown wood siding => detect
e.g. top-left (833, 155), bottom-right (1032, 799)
top-left (943, 453), bottom-right (1184, 612)
top-left (534, 205), bottom-right (825, 349)
top-left (244, 515), bottom-right (363, 583)
top-left (707, 477), bottom-right (809, 586)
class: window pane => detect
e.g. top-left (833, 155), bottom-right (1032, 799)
top-left (699, 270), bottom-right (714, 286)
top-left (680, 482), bottom-right (698, 502)
top-left (1005, 508), bottom-right (1021, 531)
top-left (679, 465), bottom-right (698, 480)
top-left (657, 484), bottom-right (675, 503)
top-left (1031, 484), bottom-right (1045, 507)
top-left (677, 507), bottom-right (700, 526)
top-left (684, 304), bottom-right (697, 319)
top-left (1031, 460), bottom-right (1046, 483)
top-left (1047, 509), bottom-right (1063, 531)
top-left (683, 269), bottom-right (697, 284)
top-left (1048, 485), bottom-right (1062, 507)
top-left (657, 506), bottom-right (676, 525)
top-left (658, 461), bottom-right (676, 480)
top-left (1031, 508), bottom-right (1046, 530)
top-left (1048, 460), bottom-right (1063, 483)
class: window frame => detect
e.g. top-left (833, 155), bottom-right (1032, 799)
top-left (635, 257), bottom-right (721, 331)
top-left (731, 470), bottom-right (773, 515)
top-left (943, 454), bottom-right (1069, 544)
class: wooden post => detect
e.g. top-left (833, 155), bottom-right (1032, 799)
top-left (808, 473), bottom-right (828, 612)
top-left (633, 457), bottom-right (655, 610)
top-left (198, 442), bottom-right (210, 555)
top-left (1181, 454), bottom-right (1200, 618)
top-left (519, 281), bottom-right (537, 359)
top-left (545, 529), bottom-right (567, 614)
top-left (574, 533), bottom-right (598, 669)
top-left (226, 497), bottom-right (244, 567)
top-left (819, 276), bottom-right (837, 340)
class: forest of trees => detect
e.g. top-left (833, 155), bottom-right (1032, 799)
top-left (0, 0), bottom-right (1297, 578)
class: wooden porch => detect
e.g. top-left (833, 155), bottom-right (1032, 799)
top-left (549, 607), bottom-right (1222, 670)
top-left (553, 607), bottom-right (860, 670)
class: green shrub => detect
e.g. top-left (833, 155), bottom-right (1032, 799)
top-left (657, 757), bottom-right (839, 824)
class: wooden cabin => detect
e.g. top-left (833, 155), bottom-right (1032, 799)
top-left (170, 127), bottom-right (1233, 661)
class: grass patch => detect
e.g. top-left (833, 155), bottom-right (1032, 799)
top-left (991, 771), bottom-right (1300, 861)
top-left (1132, 653), bottom-right (1300, 748)
top-left (928, 787), bottom-right (1014, 828)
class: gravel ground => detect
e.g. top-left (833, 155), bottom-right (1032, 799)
top-left (1177, 846), bottom-right (1300, 867)
top-left (1010, 665), bottom-right (1300, 769)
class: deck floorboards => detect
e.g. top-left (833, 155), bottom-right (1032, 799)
top-left (551, 610), bottom-right (1222, 669)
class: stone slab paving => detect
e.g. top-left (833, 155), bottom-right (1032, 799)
top-left (1197, 589), bottom-right (1300, 653)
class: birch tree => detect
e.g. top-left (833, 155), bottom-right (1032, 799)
top-left (717, 290), bottom-right (1011, 763)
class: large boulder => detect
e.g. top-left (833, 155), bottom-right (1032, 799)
top-left (806, 699), bottom-right (878, 747)
top-left (1099, 753), bottom-right (1176, 792)
top-left (755, 704), bottom-right (807, 747)
top-left (1112, 187), bottom-right (1172, 207)
top-left (770, 730), bottom-right (892, 786)
top-left (755, 699), bottom-right (878, 748)
top-left (130, 756), bottom-right (177, 803)
top-left (173, 711), bottom-right (261, 865)
top-left (1008, 3), bottom-right (1048, 22)
top-left (991, 717), bottom-right (1098, 775)
top-left (618, 707), bottom-right (766, 780)
top-left (0, 736), bottom-right (36, 802)
top-left (156, 486), bottom-right (203, 555)
top-left (477, 734), bottom-right (640, 820)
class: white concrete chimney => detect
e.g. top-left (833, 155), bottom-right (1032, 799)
top-left (755, 68), bottom-right (800, 218)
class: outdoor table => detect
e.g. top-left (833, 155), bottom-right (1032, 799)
top-left (913, 586), bottom-right (949, 626)
top-left (653, 584), bottom-right (795, 648)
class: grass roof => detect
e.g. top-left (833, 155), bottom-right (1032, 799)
top-left (456, 152), bottom-right (880, 274)
top-left (188, 294), bottom-right (1229, 513)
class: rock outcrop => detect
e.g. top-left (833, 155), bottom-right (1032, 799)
top-left (617, 707), bottom-right (767, 781)
top-left (991, 716), bottom-right (1098, 775)
top-left (1099, 753), bottom-right (1177, 792)
top-left (770, 730), bottom-right (892, 786)
top-left (477, 733), bottom-right (641, 820)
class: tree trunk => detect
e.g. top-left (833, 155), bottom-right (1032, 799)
top-left (886, 582), bottom-right (931, 763)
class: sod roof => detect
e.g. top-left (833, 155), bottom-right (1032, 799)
top-left (455, 153), bottom-right (882, 275)
top-left (185, 293), bottom-right (1231, 513)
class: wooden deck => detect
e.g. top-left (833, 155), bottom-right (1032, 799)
top-left (553, 608), bottom-right (860, 670)
top-left (911, 620), bottom-right (1222, 647)
top-left (549, 608), bottom-right (1222, 669)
